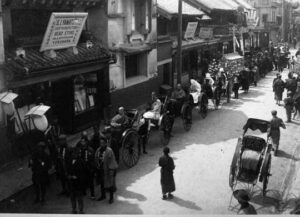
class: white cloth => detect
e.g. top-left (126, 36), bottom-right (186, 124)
top-left (143, 99), bottom-right (162, 120)
top-left (190, 79), bottom-right (201, 103)
top-left (143, 111), bottom-right (160, 120)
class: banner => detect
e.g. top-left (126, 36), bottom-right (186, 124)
top-left (184, 22), bottom-right (198, 40)
top-left (40, 13), bottom-right (88, 52)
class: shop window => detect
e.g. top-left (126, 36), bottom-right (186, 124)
top-left (125, 53), bottom-right (148, 86)
top-left (125, 54), bottom-right (139, 78)
top-left (74, 73), bottom-right (97, 115)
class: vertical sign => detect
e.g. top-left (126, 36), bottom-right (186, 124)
top-left (184, 22), bottom-right (198, 40)
top-left (40, 13), bottom-right (88, 52)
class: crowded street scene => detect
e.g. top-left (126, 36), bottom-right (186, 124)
top-left (2, 0), bottom-right (300, 215)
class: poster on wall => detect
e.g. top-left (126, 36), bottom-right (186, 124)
top-left (184, 22), bottom-right (198, 40)
top-left (40, 13), bottom-right (88, 52)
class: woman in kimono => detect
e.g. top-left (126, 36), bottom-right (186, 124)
top-left (159, 147), bottom-right (175, 200)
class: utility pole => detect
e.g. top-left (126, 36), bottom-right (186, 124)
top-left (233, 25), bottom-right (236, 53)
top-left (177, 0), bottom-right (182, 84)
top-left (0, 0), bottom-right (4, 64)
top-left (282, 0), bottom-right (285, 41)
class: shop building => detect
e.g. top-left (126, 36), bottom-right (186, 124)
top-left (0, 0), bottom-right (113, 165)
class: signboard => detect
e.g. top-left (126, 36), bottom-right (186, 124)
top-left (199, 27), bottom-right (213, 39)
top-left (246, 10), bottom-right (259, 29)
top-left (184, 22), bottom-right (198, 40)
top-left (40, 13), bottom-right (88, 52)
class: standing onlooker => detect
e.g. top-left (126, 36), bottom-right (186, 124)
top-left (293, 85), bottom-right (300, 119)
top-left (253, 66), bottom-right (260, 87)
top-left (159, 147), bottom-right (175, 200)
top-left (232, 76), bottom-right (240, 99)
top-left (76, 137), bottom-right (96, 199)
top-left (66, 148), bottom-right (87, 214)
top-left (285, 72), bottom-right (297, 97)
top-left (95, 139), bottom-right (106, 201)
top-left (102, 142), bottom-right (118, 204)
top-left (273, 75), bottom-right (285, 105)
top-left (29, 142), bottom-right (51, 204)
top-left (268, 110), bottom-right (286, 156)
top-left (293, 36), bottom-right (297, 49)
top-left (284, 91), bottom-right (295, 123)
top-left (55, 134), bottom-right (71, 196)
top-left (233, 189), bottom-right (257, 214)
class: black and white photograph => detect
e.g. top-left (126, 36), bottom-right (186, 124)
top-left (0, 0), bottom-right (300, 215)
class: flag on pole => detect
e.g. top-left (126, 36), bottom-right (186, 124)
top-left (235, 36), bottom-right (240, 48)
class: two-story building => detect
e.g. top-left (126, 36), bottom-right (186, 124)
top-left (107, 0), bottom-right (159, 112)
top-left (0, 0), bottom-right (112, 165)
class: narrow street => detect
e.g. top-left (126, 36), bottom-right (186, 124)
top-left (1, 65), bottom-right (300, 214)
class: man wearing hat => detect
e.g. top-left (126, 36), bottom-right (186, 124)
top-left (29, 141), bottom-right (51, 203)
top-left (55, 134), bottom-right (71, 196)
top-left (233, 189), bottom-right (257, 214)
top-left (273, 74), bottom-right (285, 105)
top-left (284, 91), bottom-right (295, 123)
top-left (268, 110), bottom-right (286, 156)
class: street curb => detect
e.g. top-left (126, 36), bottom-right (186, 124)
top-left (280, 143), bottom-right (300, 201)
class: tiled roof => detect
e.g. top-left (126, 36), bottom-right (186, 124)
top-left (157, 0), bottom-right (204, 16)
top-left (5, 42), bottom-right (111, 80)
top-left (2, 0), bottom-right (103, 7)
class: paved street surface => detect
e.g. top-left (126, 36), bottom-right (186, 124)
top-left (1, 61), bottom-right (300, 214)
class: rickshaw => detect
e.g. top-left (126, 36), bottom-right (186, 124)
top-left (229, 118), bottom-right (272, 196)
top-left (100, 109), bottom-right (141, 168)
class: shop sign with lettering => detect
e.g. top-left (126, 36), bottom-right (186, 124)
top-left (40, 13), bottom-right (88, 52)
top-left (184, 22), bottom-right (198, 40)
top-left (199, 27), bottom-right (213, 39)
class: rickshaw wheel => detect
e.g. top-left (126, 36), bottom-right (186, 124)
top-left (121, 130), bottom-right (140, 168)
top-left (229, 138), bottom-right (243, 189)
top-left (182, 104), bottom-right (192, 131)
top-left (262, 155), bottom-right (272, 196)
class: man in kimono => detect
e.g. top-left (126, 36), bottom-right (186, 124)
top-left (159, 147), bottom-right (175, 200)
top-left (284, 91), bottom-right (295, 123)
top-left (268, 110), bottom-right (286, 156)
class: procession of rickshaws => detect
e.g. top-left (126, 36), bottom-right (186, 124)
top-left (1, 51), bottom-right (276, 197)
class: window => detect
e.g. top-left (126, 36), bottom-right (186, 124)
top-left (262, 14), bottom-right (268, 22)
top-left (74, 73), bottom-right (97, 115)
top-left (125, 54), bottom-right (139, 78)
top-left (133, 0), bottom-right (152, 34)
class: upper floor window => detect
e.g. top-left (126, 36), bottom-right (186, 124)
top-left (262, 14), bottom-right (268, 22)
top-left (132, 0), bottom-right (152, 34)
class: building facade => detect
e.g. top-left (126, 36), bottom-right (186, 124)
top-left (107, 0), bottom-right (160, 112)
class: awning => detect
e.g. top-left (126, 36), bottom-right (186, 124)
top-left (172, 37), bottom-right (220, 52)
top-left (189, 0), bottom-right (238, 12)
top-left (2, 0), bottom-right (102, 7)
top-left (157, 0), bottom-right (204, 19)
top-left (112, 43), bottom-right (153, 55)
top-left (233, 0), bottom-right (254, 10)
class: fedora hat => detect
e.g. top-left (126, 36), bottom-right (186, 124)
top-left (233, 189), bottom-right (250, 203)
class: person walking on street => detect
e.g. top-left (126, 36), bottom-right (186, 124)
top-left (273, 75), bottom-right (285, 105)
top-left (233, 189), bottom-right (257, 215)
top-left (268, 110), bottom-right (286, 156)
top-left (253, 66), bottom-right (260, 87)
top-left (55, 134), bottom-right (71, 196)
top-left (102, 141), bottom-right (118, 204)
top-left (159, 147), bottom-right (175, 200)
top-left (94, 138), bottom-right (107, 201)
top-left (293, 36), bottom-right (297, 49)
top-left (29, 142), bottom-right (52, 204)
top-left (284, 91), bottom-right (295, 123)
top-left (293, 85), bottom-right (300, 119)
top-left (66, 148), bottom-right (87, 214)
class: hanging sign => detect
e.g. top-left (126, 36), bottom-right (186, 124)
top-left (199, 27), bottom-right (213, 39)
top-left (40, 12), bottom-right (88, 52)
top-left (184, 22), bottom-right (198, 40)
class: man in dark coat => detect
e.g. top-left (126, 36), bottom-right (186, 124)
top-left (66, 148), bottom-right (87, 214)
top-left (76, 137), bottom-right (96, 199)
top-left (94, 138), bottom-right (107, 201)
top-left (55, 134), bottom-right (71, 196)
top-left (285, 73), bottom-right (297, 97)
top-left (29, 141), bottom-right (51, 203)
top-left (268, 110), bottom-right (286, 156)
top-left (284, 91), bottom-right (295, 123)
top-left (273, 75), bottom-right (285, 105)
top-left (159, 147), bottom-right (175, 200)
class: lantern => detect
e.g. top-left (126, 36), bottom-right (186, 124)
top-left (33, 115), bottom-right (48, 132)
top-left (2, 102), bottom-right (15, 116)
